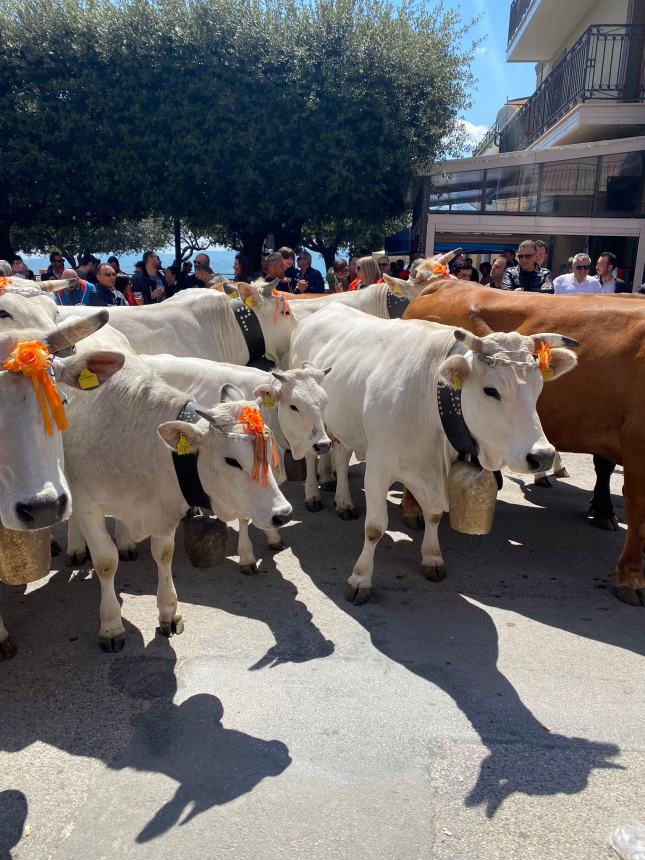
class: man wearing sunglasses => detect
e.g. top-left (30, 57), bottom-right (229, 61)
top-left (553, 253), bottom-right (601, 295)
top-left (501, 240), bottom-right (553, 292)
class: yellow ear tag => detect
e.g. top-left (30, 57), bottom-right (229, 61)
top-left (176, 433), bottom-right (192, 455)
top-left (261, 393), bottom-right (275, 409)
top-left (451, 372), bottom-right (463, 390)
top-left (392, 285), bottom-right (401, 296)
top-left (244, 297), bottom-right (254, 309)
top-left (77, 368), bottom-right (100, 389)
top-left (229, 290), bottom-right (238, 300)
top-left (541, 367), bottom-right (554, 381)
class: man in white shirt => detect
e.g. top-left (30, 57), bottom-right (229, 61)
top-left (553, 253), bottom-right (601, 294)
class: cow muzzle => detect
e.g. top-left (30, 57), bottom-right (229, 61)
top-left (525, 448), bottom-right (555, 473)
top-left (313, 439), bottom-right (332, 455)
top-left (15, 492), bottom-right (69, 529)
top-left (271, 503), bottom-right (293, 528)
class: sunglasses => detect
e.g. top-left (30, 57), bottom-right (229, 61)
top-left (103, 272), bottom-right (117, 277)
top-left (575, 265), bottom-right (590, 270)
top-left (517, 253), bottom-right (535, 259)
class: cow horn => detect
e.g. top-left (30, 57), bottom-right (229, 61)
top-left (454, 329), bottom-right (485, 353)
top-left (39, 278), bottom-right (77, 294)
top-left (258, 278), bottom-right (279, 298)
top-left (44, 310), bottom-right (109, 354)
top-left (530, 333), bottom-right (580, 349)
top-left (222, 280), bottom-right (239, 296)
top-left (437, 248), bottom-right (463, 266)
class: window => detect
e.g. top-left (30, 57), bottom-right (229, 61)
top-left (595, 152), bottom-right (644, 215)
top-left (428, 170), bottom-right (483, 212)
top-left (483, 164), bottom-right (539, 213)
top-left (539, 156), bottom-right (597, 216)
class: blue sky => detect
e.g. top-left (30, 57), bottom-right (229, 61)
top-left (453, 0), bottom-right (536, 147)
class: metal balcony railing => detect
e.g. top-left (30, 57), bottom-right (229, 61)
top-left (508, 0), bottom-right (534, 47)
top-left (498, 24), bottom-right (645, 153)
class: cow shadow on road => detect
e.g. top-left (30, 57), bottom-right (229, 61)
top-left (0, 790), bottom-right (27, 860)
top-left (280, 469), bottom-right (626, 817)
top-left (0, 599), bottom-right (291, 844)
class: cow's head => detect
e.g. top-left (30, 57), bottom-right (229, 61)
top-left (410, 249), bottom-right (462, 290)
top-left (0, 285), bottom-right (61, 330)
top-left (158, 391), bottom-right (293, 530)
top-left (253, 362), bottom-right (332, 460)
top-left (439, 329), bottom-right (578, 473)
top-left (381, 273), bottom-right (426, 301)
top-left (235, 281), bottom-right (294, 365)
top-left (0, 311), bottom-right (122, 529)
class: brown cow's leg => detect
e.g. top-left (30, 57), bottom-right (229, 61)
top-left (402, 487), bottom-right (424, 530)
top-left (612, 451), bottom-right (645, 606)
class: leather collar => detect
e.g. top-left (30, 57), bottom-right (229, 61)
top-left (172, 401), bottom-right (212, 511)
top-left (437, 342), bottom-right (478, 459)
top-left (386, 289), bottom-right (410, 319)
top-left (230, 299), bottom-right (274, 370)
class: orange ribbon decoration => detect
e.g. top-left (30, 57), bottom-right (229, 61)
top-left (431, 263), bottom-right (449, 276)
top-left (536, 341), bottom-right (553, 379)
top-left (0, 276), bottom-right (9, 291)
top-left (3, 340), bottom-right (68, 436)
top-left (239, 406), bottom-right (278, 485)
top-left (271, 289), bottom-right (289, 325)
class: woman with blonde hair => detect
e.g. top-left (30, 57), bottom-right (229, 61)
top-left (347, 255), bottom-right (382, 290)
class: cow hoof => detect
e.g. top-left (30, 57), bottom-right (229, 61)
top-left (553, 467), bottom-right (570, 478)
top-left (403, 512), bottom-right (425, 531)
top-left (344, 583), bottom-right (372, 605)
top-left (159, 617), bottom-right (184, 636)
top-left (268, 540), bottom-right (286, 552)
top-left (337, 507), bottom-right (358, 521)
top-left (320, 480), bottom-right (337, 492)
top-left (611, 585), bottom-right (645, 607)
top-left (422, 564), bottom-right (447, 582)
top-left (66, 550), bottom-right (88, 567)
top-left (0, 636), bottom-right (17, 661)
top-left (240, 563), bottom-right (258, 576)
top-left (533, 476), bottom-right (552, 488)
top-left (99, 633), bottom-right (126, 653)
top-left (118, 548), bottom-right (138, 562)
top-left (50, 536), bottom-right (62, 557)
top-left (305, 498), bottom-right (323, 513)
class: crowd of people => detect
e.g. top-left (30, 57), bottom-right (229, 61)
top-left (4, 239), bottom-right (642, 307)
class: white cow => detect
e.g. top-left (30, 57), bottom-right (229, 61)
top-left (0, 305), bottom-right (118, 659)
top-left (58, 345), bottom-right (293, 651)
top-left (115, 354), bottom-right (331, 572)
top-left (290, 303), bottom-right (578, 603)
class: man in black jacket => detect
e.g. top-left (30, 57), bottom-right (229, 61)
top-left (501, 240), bottom-right (553, 293)
top-left (595, 251), bottom-right (631, 294)
top-left (130, 250), bottom-right (165, 303)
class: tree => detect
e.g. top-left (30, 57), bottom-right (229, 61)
top-left (0, 0), bottom-right (475, 267)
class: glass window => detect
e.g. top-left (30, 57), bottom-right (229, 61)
top-left (428, 170), bottom-right (483, 212)
top-left (539, 156), bottom-right (597, 216)
top-left (483, 164), bottom-right (539, 213)
top-left (595, 152), bottom-right (644, 215)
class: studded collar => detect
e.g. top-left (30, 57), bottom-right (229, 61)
top-left (172, 401), bottom-right (213, 511)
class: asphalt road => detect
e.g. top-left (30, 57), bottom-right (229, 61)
top-left (1, 454), bottom-right (643, 860)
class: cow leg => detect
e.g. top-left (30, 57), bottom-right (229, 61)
top-left (264, 527), bottom-right (286, 552)
top-left (589, 455), bottom-right (618, 531)
top-left (115, 520), bottom-right (138, 561)
top-left (334, 444), bottom-right (358, 520)
top-left (237, 520), bottom-right (258, 575)
top-left (612, 450), bottom-right (645, 606)
top-left (77, 507), bottom-right (125, 652)
top-left (304, 453), bottom-right (322, 512)
top-left (65, 510), bottom-right (89, 566)
top-left (405, 479), bottom-right (446, 581)
top-left (552, 451), bottom-right (569, 479)
top-left (318, 451), bottom-right (336, 491)
top-left (0, 612), bottom-right (16, 661)
top-left (401, 487), bottom-right (425, 530)
top-left (345, 460), bottom-right (390, 604)
top-left (151, 532), bottom-right (184, 636)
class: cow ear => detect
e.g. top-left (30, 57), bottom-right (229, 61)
top-left (219, 382), bottom-right (246, 403)
top-left (438, 355), bottom-right (471, 389)
top-left (383, 273), bottom-right (415, 297)
top-left (542, 348), bottom-right (577, 381)
top-left (237, 282), bottom-right (263, 308)
top-left (253, 381), bottom-right (280, 407)
top-left (158, 421), bottom-right (205, 452)
top-left (54, 350), bottom-right (125, 389)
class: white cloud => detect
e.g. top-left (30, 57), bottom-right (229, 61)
top-left (458, 119), bottom-right (489, 142)
top-left (475, 46), bottom-right (488, 55)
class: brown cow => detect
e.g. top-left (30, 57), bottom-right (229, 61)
top-left (403, 281), bottom-right (645, 606)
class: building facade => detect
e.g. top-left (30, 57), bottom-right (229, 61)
top-left (412, 0), bottom-right (645, 285)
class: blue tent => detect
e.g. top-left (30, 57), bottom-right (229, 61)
top-left (384, 227), bottom-right (411, 256)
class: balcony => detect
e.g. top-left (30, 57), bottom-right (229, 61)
top-left (507, 0), bottom-right (605, 62)
top-left (498, 25), bottom-right (645, 153)
top-left (507, 0), bottom-right (533, 48)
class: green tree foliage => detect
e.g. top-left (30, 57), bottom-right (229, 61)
top-left (0, 0), bottom-right (474, 264)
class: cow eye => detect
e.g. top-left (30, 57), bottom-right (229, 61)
top-left (289, 404), bottom-right (299, 412)
top-left (225, 457), bottom-right (243, 470)
top-left (0, 309), bottom-right (12, 319)
top-left (483, 387), bottom-right (501, 400)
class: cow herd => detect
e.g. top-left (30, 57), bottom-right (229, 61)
top-left (1, 253), bottom-right (643, 661)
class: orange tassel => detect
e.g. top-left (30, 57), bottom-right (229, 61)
top-left (3, 339), bottom-right (68, 435)
top-left (240, 406), bottom-right (272, 484)
top-left (537, 341), bottom-right (552, 375)
top-left (0, 276), bottom-right (9, 291)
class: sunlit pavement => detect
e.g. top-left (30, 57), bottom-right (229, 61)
top-left (1, 453), bottom-right (642, 860)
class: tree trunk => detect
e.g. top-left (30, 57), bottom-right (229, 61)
top-left (239, 230), bottom-right (267, 272)
top-left (274, 220), bottom-right (304, 253)
top-left (173, 218), bottom-right (181, 266)
top-left (0, 219), bottom-right (14, 263)
top-left (303, 234), bottom-right (340, 270)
